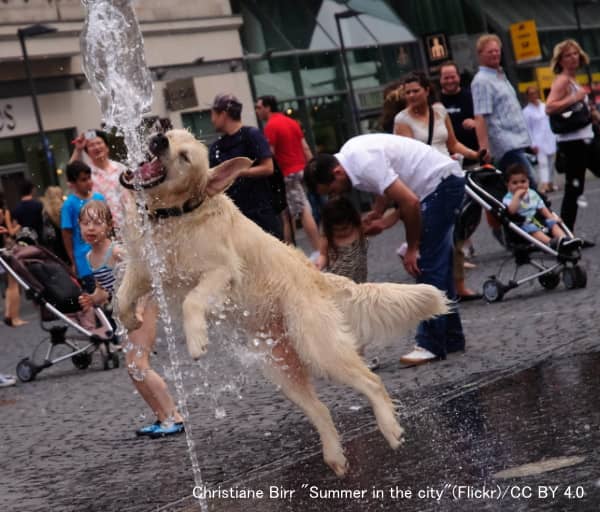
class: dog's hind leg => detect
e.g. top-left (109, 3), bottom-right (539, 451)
top-left (287, 308), bottom-right (404, 451)
top-left (327, 353), bottom-right (405, 451)
top-left (262, 337), bottom-right (348, 477)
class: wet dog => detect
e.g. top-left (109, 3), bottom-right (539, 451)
top-left (117, 129), bottom-right (449, 476)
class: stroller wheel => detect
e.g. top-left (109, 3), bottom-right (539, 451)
top-left (563, 266), bottom-right (587, 290)
top-left (16, 358), bottom-right (38, 382)
top-left (72, 352), bottom-right (92, 370)
top-left (538, 272), bottom-right (560, 290)
top-left (483, 279), bottom-right (504, 303)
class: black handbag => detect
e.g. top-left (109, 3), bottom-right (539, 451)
top-left (549, 101), bottom-right (591, 134)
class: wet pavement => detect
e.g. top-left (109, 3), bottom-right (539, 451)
top-left (2, 178), bottom-right (600, 512)
top-left (175, 352), bottom-right (600, 512)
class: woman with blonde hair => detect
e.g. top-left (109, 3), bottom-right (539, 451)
top-left (41, 186), bottom-right (69, 262)
top-left (546, 39), bottom-right (595, 233)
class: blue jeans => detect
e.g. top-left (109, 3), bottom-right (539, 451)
top-left (415, 175), bottom-right (465, 358)
top-left (498, 148), bottom-right (538, 190)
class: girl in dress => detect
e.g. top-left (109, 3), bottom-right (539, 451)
top-left (316, 196), bottom-right (368, 283)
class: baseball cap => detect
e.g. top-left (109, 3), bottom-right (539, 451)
top-left (211, 93), bottom-right (243, 117)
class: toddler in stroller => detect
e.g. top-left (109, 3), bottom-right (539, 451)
top-left (461, 164), bottom-right (586, 302)
top-left (502, 164), bottom-right (581, 253)
top-left (0, 235), bottom-right (118, 383)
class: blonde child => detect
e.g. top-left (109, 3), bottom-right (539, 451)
top-left (77, 200), bottom-right (185, 438)
top-left (77, 200), bottom-right (121, 311)
top-left (316, 196), bottom-right (368, 283)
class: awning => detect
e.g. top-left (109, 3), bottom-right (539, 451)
top-left (309, 0), bottom-right (416, 51)
top-left (468, 0), bottom-right (600, 31)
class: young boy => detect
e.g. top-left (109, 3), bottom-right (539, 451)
top-left (61, 160), bottom-right (106, 292)
top-left (502, 164), bottom-right (580, 252)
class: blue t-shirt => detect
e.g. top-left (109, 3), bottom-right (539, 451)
top-left (60, 192), bottom-right (105, 277)
top-left (208, 126), bottom-right (274, 214)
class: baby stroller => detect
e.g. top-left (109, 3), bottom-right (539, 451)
top-left (459, 165), bottom-right (586, 302)
top-left (0, 238), bottom-right (118, 382)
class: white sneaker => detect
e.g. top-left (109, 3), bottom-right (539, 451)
top-left (399, 346), bottom-right (438, 365)
top-left (577, 195), bottom-right (588, 208)
top-left (0, 373), bottom-right (16, 387)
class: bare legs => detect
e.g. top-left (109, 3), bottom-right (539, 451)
top-left (4, 274), bottom-right (27, 327)
top-left (125, 299), bottom-right (183, 424)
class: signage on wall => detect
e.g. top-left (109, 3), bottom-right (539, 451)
top-left (0, 97), bottom-right (38, 138)
top-left (163, 78), bottom-right (198, 111)
top-left (0, 104), bottom-right (16, 133)
top-left (510, 20), bottom-right (542, 64)
top-left (423, 33), bottom-right (451, 66)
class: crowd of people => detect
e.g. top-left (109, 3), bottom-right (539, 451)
top-left (1, 35), bottom-right (597, 439)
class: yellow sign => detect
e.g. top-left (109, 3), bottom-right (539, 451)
top-left (510, 20), bottom-right (542, 64)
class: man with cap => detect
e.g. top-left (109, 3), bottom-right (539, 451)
top-left (209, 93), bottom-right (283, 240)
top-left (305, 133), bottom-right (466, 366)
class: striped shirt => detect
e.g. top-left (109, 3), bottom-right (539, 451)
top-left (86, 242), bottom-right (116, 294)
top-left (472, 66), bottom-right (531, 159)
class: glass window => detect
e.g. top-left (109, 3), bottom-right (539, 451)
top-left (0, 138), bottom-right (20, 166)
top-left (181, 110), bottom-right (219, 145)
top-left (250, 56), bottom-right (298, 99)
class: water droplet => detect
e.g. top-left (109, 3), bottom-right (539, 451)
top-left (252, 338), bottom-right (260, 347)
top-left (243, 310), bottom-right (250, 317)
top-left (349, 405), bottom-right (362, 411)
top-left (577, 194), bottom-right (588, 208)
top-left (215, 407), bottom-right (226, 419)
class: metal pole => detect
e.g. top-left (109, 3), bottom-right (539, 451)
top-left (18, 30), bottom-right (57, 184)
top-left (573, 1), bottom-right (594, 100)
top-left (335, 15), bottom-right (361, 135)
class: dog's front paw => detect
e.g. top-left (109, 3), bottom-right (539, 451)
top-left (184, 318), bottom-right (209, 360)
top-left (186, 334), bottom-right (209, 360)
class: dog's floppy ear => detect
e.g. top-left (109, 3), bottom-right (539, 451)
top-left (206, 157), bottom-right (253, 196)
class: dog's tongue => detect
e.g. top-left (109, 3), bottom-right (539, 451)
top-left (138, 159), bottom-right (164, 181)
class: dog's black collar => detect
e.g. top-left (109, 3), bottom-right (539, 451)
top-left (146, 197), bottom-right (204, 222)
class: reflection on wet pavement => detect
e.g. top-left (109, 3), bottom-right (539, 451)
top-left (170, 352), bottom-right (600, 512)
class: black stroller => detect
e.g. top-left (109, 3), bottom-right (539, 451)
top-left (458, 165), bottom-right (586, 302)
top-left (0, 240), bottom-right (119, 382)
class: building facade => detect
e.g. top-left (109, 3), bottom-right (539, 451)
top-left (0, 0), bottom-right (253, 207)
top-left (2, 0), bottom-right (600, 207)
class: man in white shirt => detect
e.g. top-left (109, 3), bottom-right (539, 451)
top-left (305, 134), bottom-right (466, 365)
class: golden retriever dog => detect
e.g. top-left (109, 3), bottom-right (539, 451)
top-left (117, 129), bottom-right (448, 476)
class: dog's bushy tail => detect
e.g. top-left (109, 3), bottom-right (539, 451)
top-left (327, 274), bottom-right (450, 348)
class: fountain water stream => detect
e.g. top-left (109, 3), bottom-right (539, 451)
top-left (80, 1), bottom-right (206, 509)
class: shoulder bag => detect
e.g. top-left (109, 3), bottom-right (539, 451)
top-left (549, 100), bottom-right (591, 134)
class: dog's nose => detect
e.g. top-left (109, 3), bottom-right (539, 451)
top-left (148, 133), bottom-right (169, 157)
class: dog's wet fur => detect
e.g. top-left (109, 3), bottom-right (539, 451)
top-left (116, 129), bottom-right (449, 476)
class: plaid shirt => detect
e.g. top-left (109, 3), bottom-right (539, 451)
top-left (472, 66), bottom-right (531, 159)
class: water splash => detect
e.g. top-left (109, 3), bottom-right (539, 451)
top-left (80, 2), bottom-right (206, 510)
